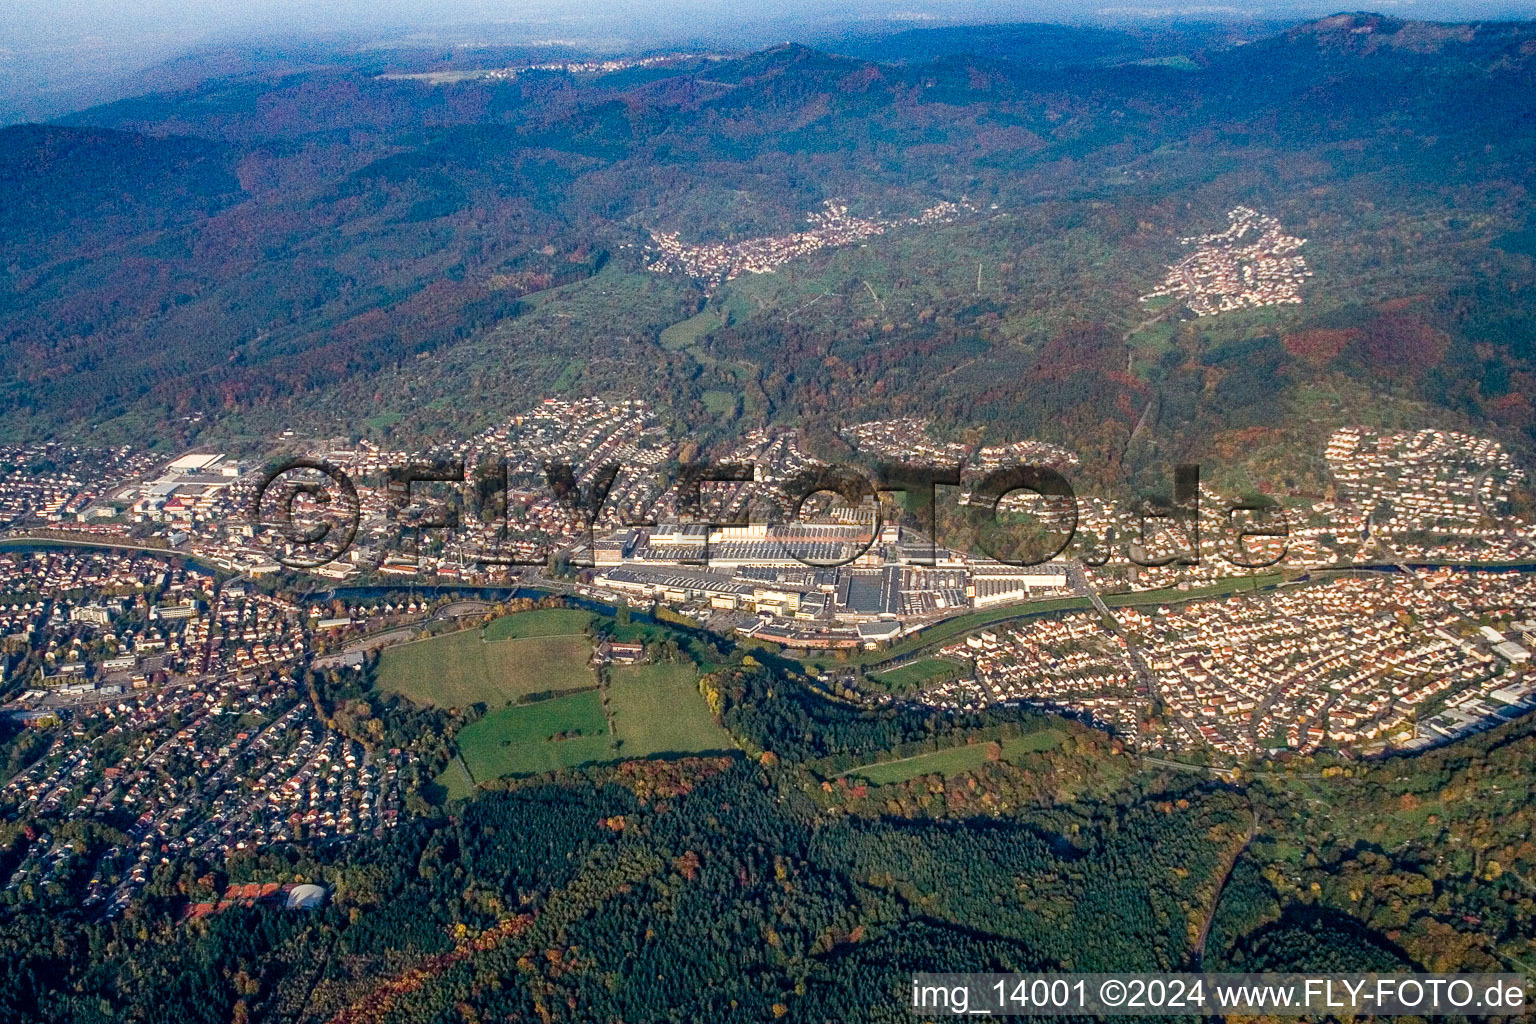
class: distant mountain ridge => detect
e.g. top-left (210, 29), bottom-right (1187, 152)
top-left (820, 18), bottom-right (1276, 67)
top-left (0, 13), bottom-right (1532, 473)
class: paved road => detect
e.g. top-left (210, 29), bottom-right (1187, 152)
top-left (0, 534), bottom-right (177, 558)
top-left (1066, 562), bottom-right (1164, 708)
top-left (202, 572), bottom-right (249, 674)
top-left (1139, 754), bottom-right (1236, 781)
top-left (436, 600), bottom-right (490, 619)
top-left (312, 627), bottom-right (419, 668)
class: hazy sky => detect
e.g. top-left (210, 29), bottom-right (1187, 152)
top-left (4, 0), bottom-right (1535, 124)
top-left (0, 1), bottom-right (1073, 113)
top-left (7, 0), bottom-right (1533, 49)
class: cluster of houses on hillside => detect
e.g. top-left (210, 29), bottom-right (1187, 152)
top-left (381, 53), bottom-right (708, 85)
top-left (646, 199), bottom-right (972, 287)
top-left (1327, 426), bottom-right (1526, 530)
top-left (842, 417), bottom-right (1081, 477)
top-left (1141, 206), bottom-right (1312, 316)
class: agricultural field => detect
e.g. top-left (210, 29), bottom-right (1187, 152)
top-left (375, 617), bottom-right (596, 708)
top-left (451, 661), bottom-right (734, 784)
top-left (482, 607), bottom-right (594, 640)
top-left (701, 389), bottom-right (738, 417)
top-left (844, 729), bottom-right (1066, 785)
top-left (871, 658), bottom-right (962, 693)
top-left (607, 662), bottom-right (735, 759)
top-left (658, 307), bottom-right (725, 351)
top-left (455, 690), bottom-right (613, 779)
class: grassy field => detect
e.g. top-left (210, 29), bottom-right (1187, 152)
top-left (845, 730), bottom-right (1065, 785)
top-left (608, 662), bottom-right (734, 759)
top-left (791, 595), bottom-right (1098, 673)
top-left (455, 690), bottom-right (614, 778)
top-left (375, 627), bottom-right (595, 707)
top-left (659, 308), bottom-right (725, 351)
top-left (451, 660), bottom-right (733, 783)
top-left (701, 389), bottom-right (739, 417)
top-left (873, 658), bottom-right (963, 692)
top-left (436, 755), bottom-right (477, 803)
top-left (1102, 572), bottom-right (1283, 608)
top-left (482, 607), bottom-right (594, 640)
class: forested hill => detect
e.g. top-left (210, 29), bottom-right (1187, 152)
top-left (0, 125), bottom-right (242, 247)
top-left (0, 14), bottom-right (1534, 480)
top-left (823, 21), bottom-right (1202, 66)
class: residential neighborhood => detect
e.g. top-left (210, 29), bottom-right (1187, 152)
top-left (1140, 206), bottom-right (1312, 316)
top-left (918, 569), bottom-right (1536, 760)
top-left (645, 199), bottom-right (972, 287)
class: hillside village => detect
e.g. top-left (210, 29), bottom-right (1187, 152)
top-left (645, 199), bottom-right (973, 287)
top-left (1140, 206), bottom-right (1313, 316)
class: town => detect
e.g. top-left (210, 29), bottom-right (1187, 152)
top-left (377, 53), bottom-right (718, 86)
top-left (0, 547), bottom-right (416, 914)
top-left (5, 403), bottom-right (1536, 919)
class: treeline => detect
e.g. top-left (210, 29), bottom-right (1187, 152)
top-left (704, 656), bottom-right (1052, 768)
